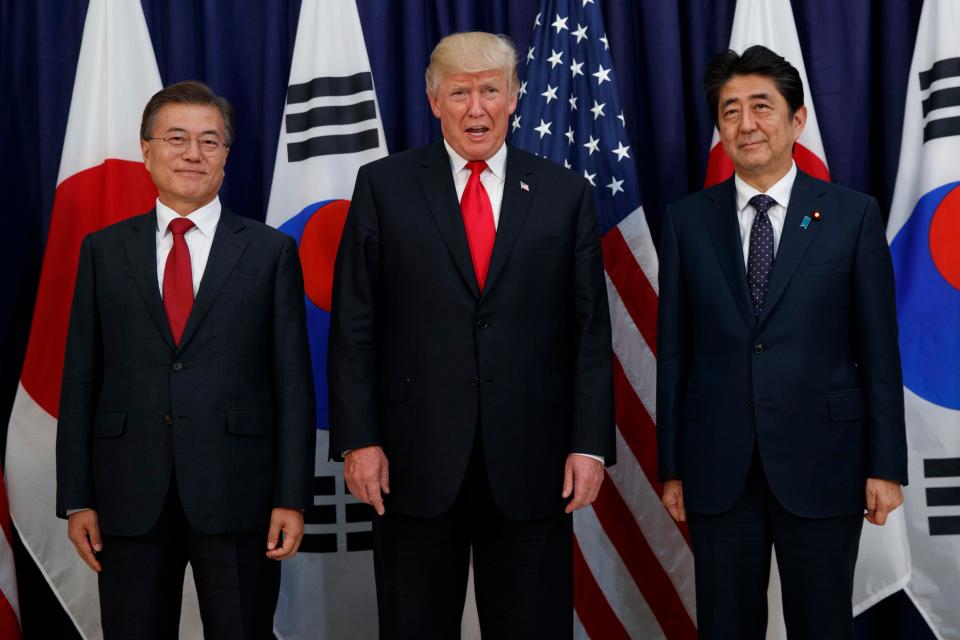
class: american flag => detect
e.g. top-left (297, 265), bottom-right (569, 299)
top-left (511, 1), bottom-right (697, 637)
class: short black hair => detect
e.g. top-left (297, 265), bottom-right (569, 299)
top-left (140, 80), bottom-right (235, 146)
top-left (704, 45), bottom-right (804, 124)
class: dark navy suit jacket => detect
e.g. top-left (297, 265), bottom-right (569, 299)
top-left (56, 206), bottom-right (316, 536)
top-left (328, 141), bottom-right (615, 520)
top-left (656, 170), bottom-right (907, 518)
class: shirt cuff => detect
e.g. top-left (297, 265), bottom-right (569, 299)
top-left (573, 452), bottom-right (605, 465)
top-left (66, 508), bottom-right (92, 516)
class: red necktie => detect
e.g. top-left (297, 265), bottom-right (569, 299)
top-left (460, 160), bottom-right (496, 290)
top-left (163, 217), bottom-right (195, 345)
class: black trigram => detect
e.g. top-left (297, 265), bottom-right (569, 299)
top-left (300, 474), bottom-right (375, 553)
top-left (285, 72), bottom-right (381, 162)
top-left (924, 457), bottom-right (960, 535)
top-left (919, 57), bottom-right (960, 143)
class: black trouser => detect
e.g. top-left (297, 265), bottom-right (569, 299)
top-left (97, 478), bottom-right (280, 640)
top-left (688, 450), bottom-right (864, 640)
top-left (372, 438), bottom-right (573, 639)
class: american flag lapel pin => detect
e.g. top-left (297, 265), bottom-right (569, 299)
top-left (520, 181), bottom-right (530, 192)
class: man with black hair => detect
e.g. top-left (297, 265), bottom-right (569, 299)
top-left (657, 45), bottom-right (907, 639)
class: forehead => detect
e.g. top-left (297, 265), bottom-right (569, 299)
top-left (439, 69), bottom-right (509, 87)
top-left (153, 103), bottom-right (224, 132)
top-left (719, 73), bottom-right (784, 103)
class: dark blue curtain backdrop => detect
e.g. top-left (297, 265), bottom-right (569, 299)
top-left (0, 0), bottom-right (931, 637)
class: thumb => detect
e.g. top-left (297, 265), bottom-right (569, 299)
top-left (88, 520), bottom-right (103, 552)
top-left (380, 459), bottom-right (390, 495)
top-left (562, 462), bottom-right (574, 499)
top-left (266, 515), bottom-right (282, 550)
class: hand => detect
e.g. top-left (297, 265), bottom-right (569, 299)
top-left (865, 478), bottom-right (904, 526)
top-left (266, 507), bottom-right (305, 560)
top-left (67, 509), bottom-right (102, 572)
top-left (562, 454), bottom-right (605, 514)
top-left (344, 445), bottom-right (390, 516)
top-left (661, 480), bottom-right (686, 523)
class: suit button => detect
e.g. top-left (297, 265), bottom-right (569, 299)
top-left (747, 398), bottom-right (754, 407)
top-left (172, 361), bottom-right (183, 371)
top-left (753, 344), bottom-right (764, 354)
top-left (477, 319), bottom-right (489, 329)
top-left (163, 415), bottom-right (173, 425)
top-left (469, 376), bottom-right (480, 387)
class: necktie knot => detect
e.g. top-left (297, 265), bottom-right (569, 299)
top-left (466, 160), bottom-right (488, 177)
top-left (748, 194), bottom-right (776, 216)
top-left (168, 218), bottom-right (195, 236)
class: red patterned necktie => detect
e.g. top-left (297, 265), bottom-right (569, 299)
top-left (460, 160), bottom-right (496, 290)
top-left (163, 217), bottom-right (196, 345)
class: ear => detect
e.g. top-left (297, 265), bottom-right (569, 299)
top-left (792, 105), bottom-right (808, 141)
top-left (427, 91), bottom-right (442, 119)
top-left (508, 92), bottom-right (518, 115)
top-left (141, 138), bottom-right (152, 168)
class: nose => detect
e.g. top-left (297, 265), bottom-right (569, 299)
top-left (739, 108), bottom-right (757, 133)
top-left (467, 90), bottom-right (484, 117)
top-left (180, 138), bottom-right (203, 161)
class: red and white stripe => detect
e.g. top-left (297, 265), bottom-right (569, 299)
top-left (573, 205), bottom-right (698, 639)
top-left (0, 473), bottom-right (21, 640)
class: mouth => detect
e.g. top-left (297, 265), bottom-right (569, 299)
top-left (465, 125), bottom-right (490, 140)
top-left (739, 140), bottom-right (766, 150)
top-left (175, 169), bottom-right (207, 176)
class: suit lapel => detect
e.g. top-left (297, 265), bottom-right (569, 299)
top-left (482, 146), bottom-right (534, 298)
top-left (418, 140), bottom-right (481, 298)
top-left (176, 207), bottom-right (249, 351)
top-left (703, 179), bottom-right (754, 328)
top-left (123, 210), bottom-right (176, 350)
top-left (757, 171), bottom-right (826, 327)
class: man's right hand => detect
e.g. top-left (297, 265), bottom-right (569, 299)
top-left (661, 479), bottom-right (686, 523)
top-left (344, 446), bottom-right (390, 516)
top-left (67, 509), bottom-right (102, 572)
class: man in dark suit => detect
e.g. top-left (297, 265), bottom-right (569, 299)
top-left (56, 81), bottom-right (316, 639)
top-left (656, 45), bottom-right (908, 639)
top-left (328, 32), bottom-right (615, 639)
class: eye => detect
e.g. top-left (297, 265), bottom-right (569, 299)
top-left (723, 108), bottom-right (739, 119)
top-left (484, 86), bottom-right (499, 95)
top-left (167, 135), bottom-right (189, 145)
top-left (199, 138), bottom-right (221, 150)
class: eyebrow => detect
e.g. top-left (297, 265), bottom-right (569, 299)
top-left (164, 126), bottom-right (221, 137)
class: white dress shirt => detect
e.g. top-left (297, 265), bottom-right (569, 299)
top-left (442, 140), bottom-right (604, 466)
top-left (155, 196), bottom-right (222, 296)
top-left (734, 162), bottom-right (797, 267)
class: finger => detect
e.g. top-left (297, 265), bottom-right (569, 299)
top-left (366, 482), bottom-right (385, 516)
top-left (85, 520), bottom-right (103, 553)
top-left (267, 530), bottom-right (301, 560)
top-left (676, 494), bottom-right (687, 523)
top-left (266, 517), bottom-right (282, 551)
top-left (873, 505), bottom-right (889, 526)
top-left (380, 460), bottom-right (390, 495)
top-left (346, 474), bottom-right (368, 504)
top-left (561, 463), bottom-right (574, 499)
top-left (73, 534), bottom-right (102, 572)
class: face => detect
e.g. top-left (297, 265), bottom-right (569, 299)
top-left (717, 73), bottom-right (806, 185)
top-left (141, 103), bottom-right (229, 215)
top-left (428, 69), bottom-right (517, 161)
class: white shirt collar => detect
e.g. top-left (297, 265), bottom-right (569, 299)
top-left (735, 162), bottom-right (797, 213)
top-left (155, 196), bottom-right (222, 238)
top-left (443, 139), bottom-right (508, 182)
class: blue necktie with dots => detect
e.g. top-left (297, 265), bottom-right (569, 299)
top-left (747, 194), bottom-right (776, 316)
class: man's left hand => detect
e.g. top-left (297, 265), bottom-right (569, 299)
top-left (562, 454), bottom-right (605, 514)
top-left (865, 478), bottom-right (904, 526)
top-left (266, 507), bottom-right (305, 560)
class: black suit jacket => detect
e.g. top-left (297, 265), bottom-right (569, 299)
top-left (328, 141), bottom-right (615, 520)
top-left (656, 171), bottom-right (907, 518)
top-left (56, 206), bottom-right (316, 536)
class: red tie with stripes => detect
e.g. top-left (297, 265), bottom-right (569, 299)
top-left (460, 160), bottom-right (496, 290)
top-left (163, 217), bottom-right (195, 345)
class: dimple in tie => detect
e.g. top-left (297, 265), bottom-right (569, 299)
top-left (163, 217), bottom-right (196, 345)
top-left (747, 194), bottom-right (776, 317)
top-left (460, 160), bottom-right (496, 290)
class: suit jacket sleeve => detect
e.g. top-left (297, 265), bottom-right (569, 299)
top-left (328, 166), bottom-right (382, 459)
top-left (655, 205), bottom-right (689, 481)
top-left (570, 180), bottom-right (616, 463)
top-left (270, 234), bottom-right (317, 508)
top-left (56, 235), bottom-right (102, 517)
top-left (853, 198), bottom-right (908, 484)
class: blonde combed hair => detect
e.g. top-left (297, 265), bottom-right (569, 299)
top-left (425, 32), bottom-right (519, 96)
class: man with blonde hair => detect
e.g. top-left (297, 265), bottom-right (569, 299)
top-left (329, 32), bottom-right (614, 638)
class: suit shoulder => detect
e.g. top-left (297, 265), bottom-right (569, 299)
top-left (357, 146), bottom-right (424, 178)
top-left (509, 145), bottom-right (590, 192)
top-left (223, 210), bottom-right (295, 247)
top-left (86, 210), bottom-right (155, 244)
top-left (667, 180), bottom-right (728, 219)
